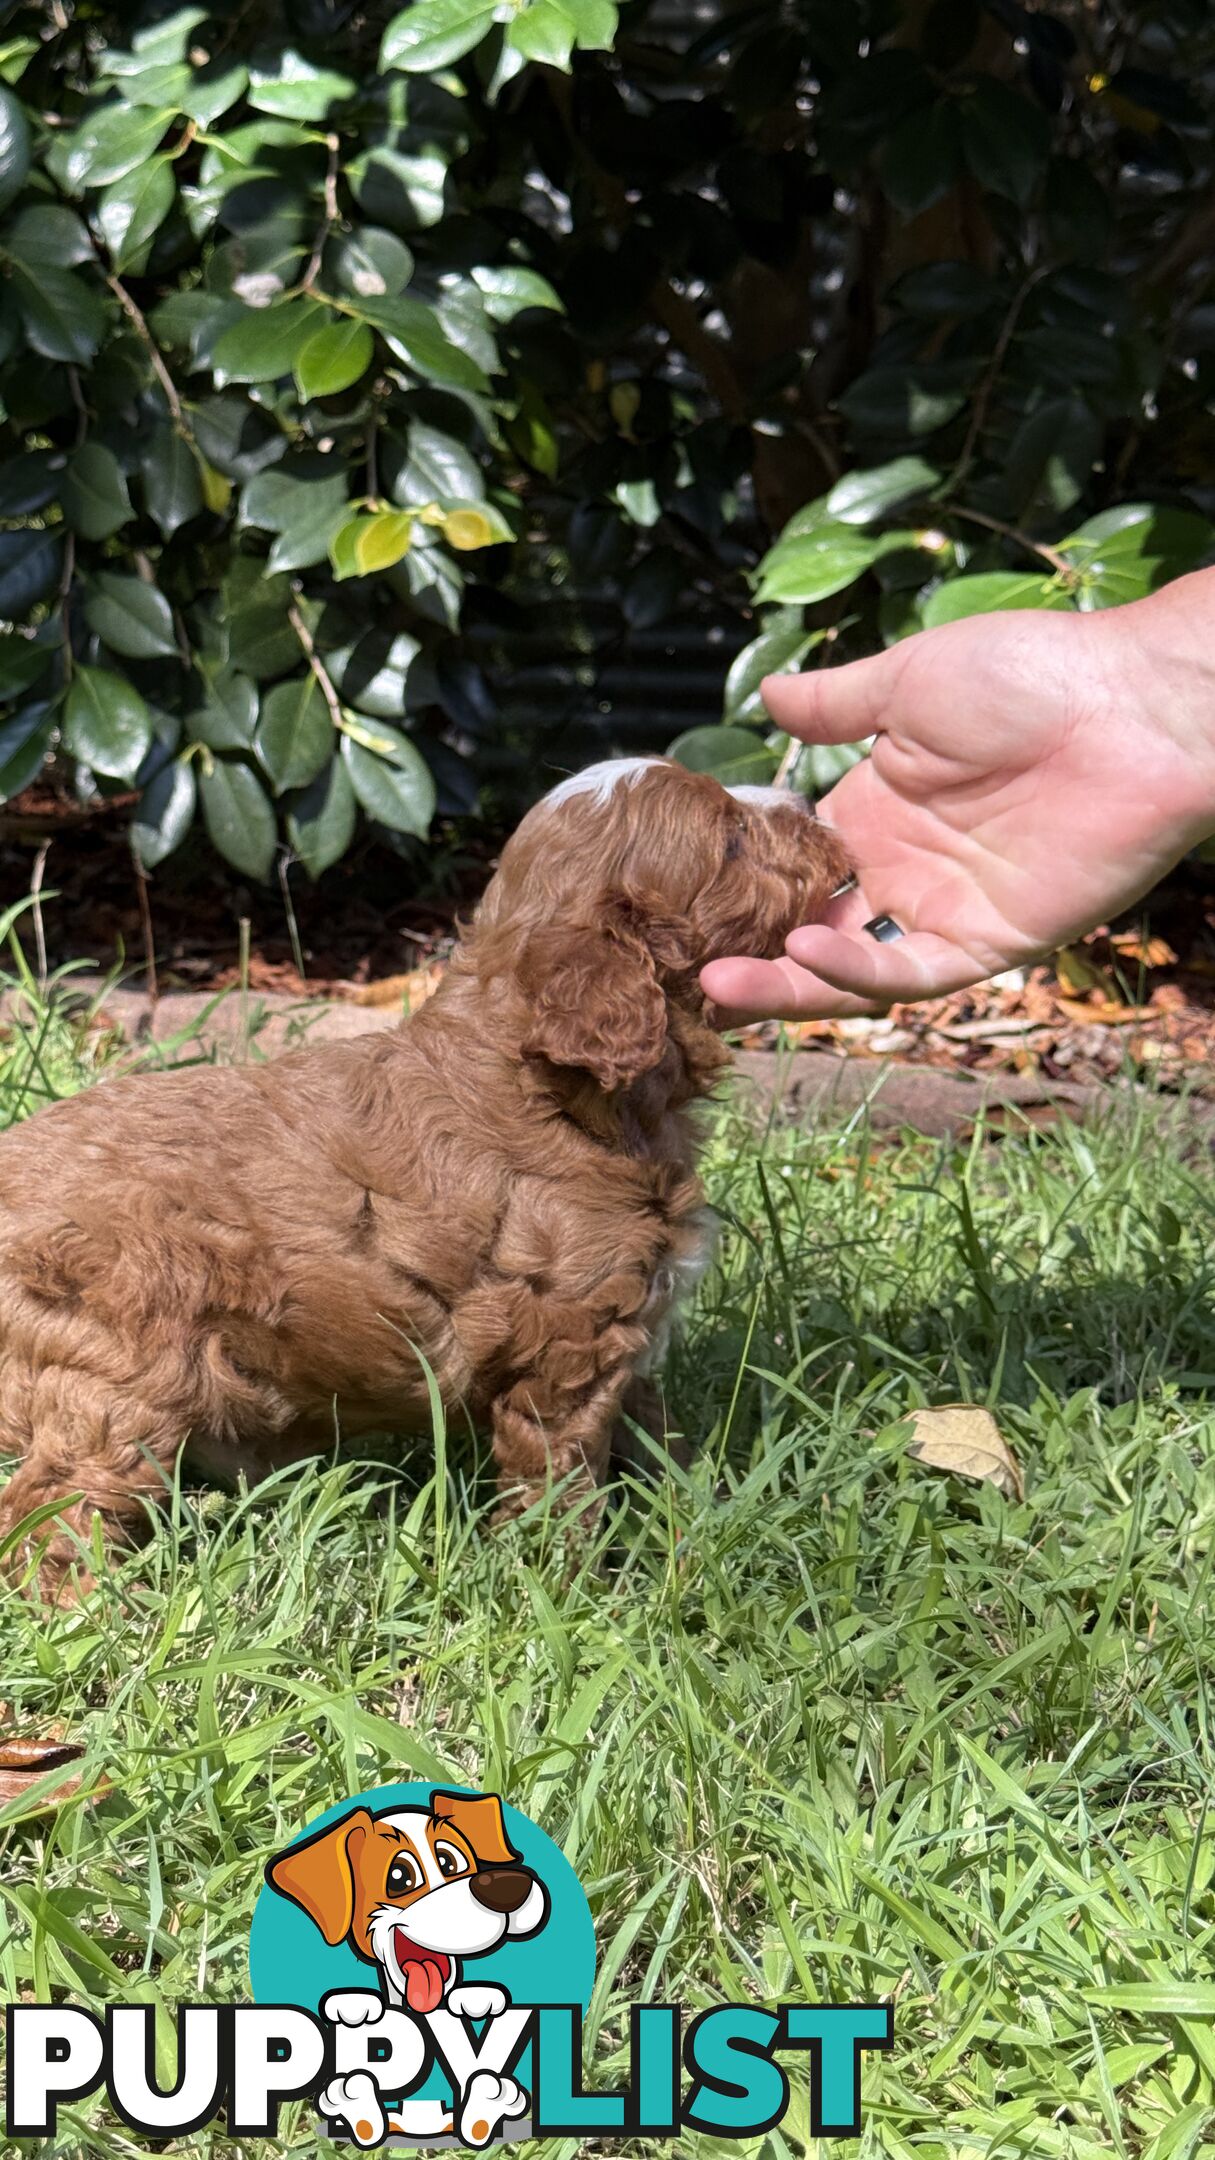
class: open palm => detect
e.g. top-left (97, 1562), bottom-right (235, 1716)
top-left (702, 587), bottom-right (1215, 1020)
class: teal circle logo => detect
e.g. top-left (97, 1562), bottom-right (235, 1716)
top-left (249, 1782), bottom-right (596, 2132)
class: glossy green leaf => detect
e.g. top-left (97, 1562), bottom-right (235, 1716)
top-left (63, 666), bottom-right (154, 781)
top-left (95, 156), bottom-right (175, 273)
top-left (199, 756), bottom-right (278, 880)
top-left (240, 463), bottom-right (350, 574)
top-left (212, 301), bottom-right (326, 387)
top-left (508, 2), bottom-right (577, 67)
top-left (332, 226), bottom-right (415, 300)
top-left (0, 706), bottom-right (54, 802)
top-left (329, 628), bottom-right (423, 720)
top-left (755, 526), bottom-right (879, 605)
top-left (1061, 503), bottom-right (1214, 562)
top-left (46, 101), bottom-right (174, 191)
top-left (724, 616), bottom-right (821, 726)
top-left (920, 571), bottom-right (1072, 627)
top-left (141, 428), bottom-right (204, 537)
top-left (380, 0), bottom-right (498, 73)
top-left (391, 421), bottom-right (484, 507)
top-left (285, 756), bottom-right (358, 877)
top-left (191, 395), bottom-right (287, 482)
top-left (827, 458), bottom-right (941, 527)
top-left (1003, 398), bottom-right (1101, 519)
top-left (83, 572), bottom-right (179, 660)
top-left (891, 261), bottom-right (996, 318)
top-left (61, 443), bottom-right (133, 541)
top-left (470, 265), bottom-right (564, 321)
top-left (877, 99), bottom-right (960, 215)
top-left (132, 755), bottom-right (197, 868)
top-left (189, 670), bottom-right (259, 751)
top-left (668, 724), bottom-right (779, 786)
top-left (294, 319), bottom-right (376, 401)
top-left (838, 368), bottom-right (968, 438)
top-left (340, 725), bottom-right (436, 836)
top-left (179, 61), bottom-right (249, 127)
top-left (255, 674), bottom-right (333, 793)
top-left (0, 633), bottom-right (55, 698)
top-left (7, 263), bottom-right (107, 365)
top-left (4, 203), bottom-right (92, 265)
top-left (0, 530), bottom-right (62, 619)
top-left (0, 83), bottom-right (31, 213)
top-left (959, 78), bottom-right (1050, 207)
top-left (355, 294), bottom-right (492, 393)
top-left (247, 51), bottom-right (356, 119)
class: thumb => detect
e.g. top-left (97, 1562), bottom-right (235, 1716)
top-left (763, 645), bottom-right (905, 746)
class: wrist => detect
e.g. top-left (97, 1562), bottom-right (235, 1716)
top-left (1104, 567), bottom-right (1215, 848)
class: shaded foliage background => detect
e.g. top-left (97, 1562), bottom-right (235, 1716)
top-left (1, 0), bottom-right (1214, 897)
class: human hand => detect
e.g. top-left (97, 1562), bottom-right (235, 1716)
top-left (701, 569), bottom-right (1215, 1019)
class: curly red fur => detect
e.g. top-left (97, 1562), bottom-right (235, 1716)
top-left (0, 761), bottom-right (847, 1595)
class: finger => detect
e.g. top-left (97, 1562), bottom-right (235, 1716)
top-left (763, 646), bottom-right (904, 746)
top-left (700, 954), bottom-right (885, 1022)
top-left (783, 923), bottom-right (987, 1003)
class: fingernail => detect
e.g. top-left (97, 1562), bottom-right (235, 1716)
top-left (864, 915), bottom-right (905, 943)
top-left (830, 875), bottom-right (857, 900)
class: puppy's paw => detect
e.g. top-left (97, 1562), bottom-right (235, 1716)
top-left (458, 2069), bottom-right (529, 2147)
top-left (322, 1989), bottom-right (386, 2028)
top-left (446, 1982), bottom-right (510, 2021)
top-left (318, 2070), bottom-right (386, 2146)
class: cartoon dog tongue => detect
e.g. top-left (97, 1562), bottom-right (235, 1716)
top-left (396, 1933), bottom-right (449, 2013)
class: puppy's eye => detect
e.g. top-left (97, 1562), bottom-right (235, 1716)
top-left (386, 1853), bottom-right (422, 1896)
top-left (434, 1841), bottom-right (470, 1879)
top-left (724, 829), bottom-right (744, 862)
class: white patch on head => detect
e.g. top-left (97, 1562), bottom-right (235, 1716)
top-left (728, 784), bottom-right (807, 808)
top-left (544, 756), bottom-right (665, 809)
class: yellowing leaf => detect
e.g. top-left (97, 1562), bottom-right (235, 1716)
top-left (442, 502), bottom-right (511, 550)
top-left (354, 510), bottom-right (414, 573)
top-left (906, 1405), bottom-right (1024, 1501)
top-left (197, 456), bottom-right (232, 514)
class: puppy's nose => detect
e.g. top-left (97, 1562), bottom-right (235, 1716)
top-left (469, 1867), bottom-right (533, 1914)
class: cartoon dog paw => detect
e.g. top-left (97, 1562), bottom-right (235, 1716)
top-left (322, 1990), bottom-right (386, 2028)
top-left (446, 1983), bottom-right (510, 2021)
top-left (319, 2070), bottom-right (386, 2147)
top-left (458, 2069), bottom-right (529, 2148)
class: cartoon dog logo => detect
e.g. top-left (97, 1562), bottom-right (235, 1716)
top-left (265, 1788), bottom-right (549, 2147)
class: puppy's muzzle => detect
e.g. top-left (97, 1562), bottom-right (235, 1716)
top-left (469, 1867), bottom-right (534, 1915)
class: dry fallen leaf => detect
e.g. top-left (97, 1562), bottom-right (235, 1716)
top-left (0, 1734), bottom-right (107, 1816)
top-left (347, 967), bottom-right (444, 1012)
top-left (907, 1405), bottom-right (1024, 1501)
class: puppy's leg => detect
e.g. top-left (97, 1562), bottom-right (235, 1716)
top-left (0, 1363), bottom-right (183, 1601)
top-left (490, 1358), bottom-right (634, 1528)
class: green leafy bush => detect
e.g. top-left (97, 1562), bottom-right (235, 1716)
top-left (1, 1), bottom-right (1213, 877)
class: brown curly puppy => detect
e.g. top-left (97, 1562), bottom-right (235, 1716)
top-left (0, 758), bottom-right (847, 1594)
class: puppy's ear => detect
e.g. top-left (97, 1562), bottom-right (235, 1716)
top-left (431, 1790), bottom-right (519, 1868)
top-left (521, 904), bottom-right (667, 1092)
top-left (265, 1807), bottom-right (373, 1945)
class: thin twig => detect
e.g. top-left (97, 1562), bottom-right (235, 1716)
top-left (288, 599), bottom-right (345, 729)
top-left (301, 132), bottom-right (341, 293)
top-left (130, 837), bottom-right (158, 1003)
top-left (105, 274), bottom-right (188, 434)
top-left (947, 504), bottom-right (1073, 580)
top-left (30, 841), bottom-right (50, 994)
top-left (946, 266), bottom-right (1048, 496)
top-left (278, 853), bottom-right (307, 983)
top-left (772, 735), bottom-right (800, 790)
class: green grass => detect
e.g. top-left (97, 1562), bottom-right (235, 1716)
top-left (2, 969), bottom-right (1215, 2160)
